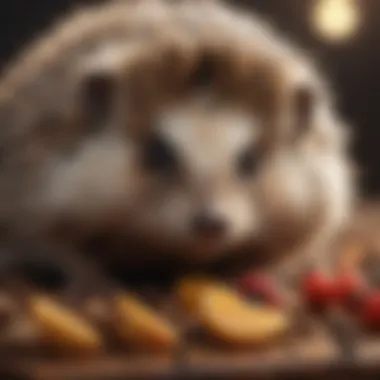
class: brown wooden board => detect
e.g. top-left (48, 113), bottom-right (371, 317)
top-left (0, 324), bottom-right (340, 380)
top-left (2, 202), bottom-right (380, 380)
top-left (0, 312), bottom-right (348, 379)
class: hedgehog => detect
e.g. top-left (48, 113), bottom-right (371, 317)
top-left (0, 0), bottom-right (355, 284)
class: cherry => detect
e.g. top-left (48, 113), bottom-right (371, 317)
top-left (301, 270), bottom-right (336, 311)
top-left (334, 271), bottom-right (367, 311)
top-left (360, 291), bottom-right (380, 329)
top-left (236, 272), bottom-right (282, 307)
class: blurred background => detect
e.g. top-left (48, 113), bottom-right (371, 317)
top-left (0, 0), bottom-right (377, 198)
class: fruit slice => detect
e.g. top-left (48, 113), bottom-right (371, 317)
top-left (28, 294), bottom-right (103, 353)
top-left (175, 275), bottom-right (224, 316)
top-left (113, 293), bottom-right (179, 351)
top-left (198, 285), bottom-right (290, 347)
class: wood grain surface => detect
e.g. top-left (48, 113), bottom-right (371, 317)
top-left (2, 202), bottom-right (380, 380)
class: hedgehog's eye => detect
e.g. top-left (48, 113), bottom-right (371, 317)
top-left (80, 70), bottom-right (117, 131)
top-left (236, 148), bottom-right (259, 178)
top-left (143, 135), bottom-right (179, 176)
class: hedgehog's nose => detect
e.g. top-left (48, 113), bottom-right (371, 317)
top-left (191, 212), bottom-right (227, 239)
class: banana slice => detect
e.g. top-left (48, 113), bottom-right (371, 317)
top-left (198, 285), bottom-right (291, 347)
top-left (113, 293), bottom-right (179, 351)
top-left (28, 295), bottom-right (103, 354)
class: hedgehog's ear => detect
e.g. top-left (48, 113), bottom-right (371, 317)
top-left (292, 85), bottom-right (316, 138)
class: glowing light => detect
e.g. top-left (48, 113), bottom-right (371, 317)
top-left (311, 0), bottom-right (361, 43)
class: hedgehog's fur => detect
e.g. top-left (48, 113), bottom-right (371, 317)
top-left (0, 0), bottom-right (355, 279)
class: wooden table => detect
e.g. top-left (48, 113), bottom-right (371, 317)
top-left (2, 202), bottom-right (380, 380)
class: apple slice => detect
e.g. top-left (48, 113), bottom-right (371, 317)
top-left (28, 294), bottom-right (103, 354)
top-left (198, 285), bottom-right (291, 347)
top-left (175, 275), bottom-right (224, 316)
top-left (113, 293), bottom-right (179, 352)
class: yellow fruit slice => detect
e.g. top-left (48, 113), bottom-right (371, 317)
top-left (175, 275), bottom-right (226, 316)
top-left (114, 293), bottom-right (179, 351)
top-left (28, 295), bottom-right (103, 353)
top-left (199, 286), bottom-right (290, 347)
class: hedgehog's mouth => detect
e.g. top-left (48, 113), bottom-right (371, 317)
top-left (189, 236), bottom-right (227, 260)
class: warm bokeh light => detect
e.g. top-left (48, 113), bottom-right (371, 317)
top-left (311, 0), bottom-right (361, 43)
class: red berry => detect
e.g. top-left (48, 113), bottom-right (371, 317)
top-left (302, 271), bottom-right (335, 310)
top-left (236, 272), bottom-right (282, 306)
top-left (334, 271), bottom-right (367, 310)
top-left (361, 291), bottom-right (380, 329)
